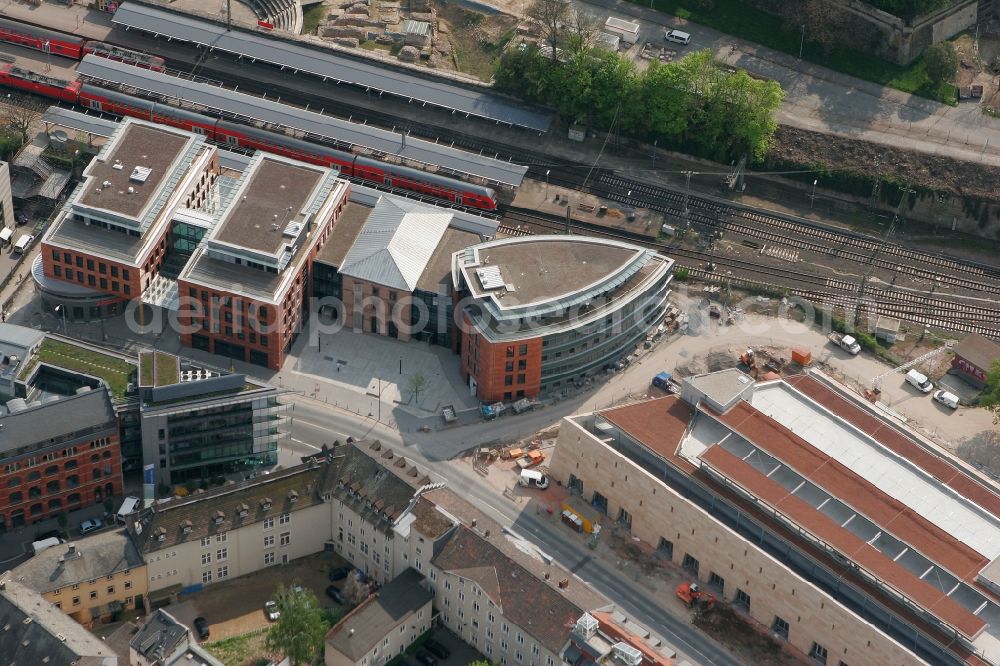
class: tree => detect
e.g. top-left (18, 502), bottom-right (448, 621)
top-left (342, 572), bottom-right (371, 605)
top-left (526, 0), bottom-right (571, 59)
top-left (265, 586), bottom-right (327, 666)
top-left (978, 360), bottom-right (1000, 424)
top-left (564, 9), bottom-right (601, 54)
top-left (407, 372), bottom-right (428, 404)
top-left (778, 0), bottom-right (849, 53)
top-left (0, 93), bottom-right (46, 146)
top-left (924, 42), bottom-right (958, 86)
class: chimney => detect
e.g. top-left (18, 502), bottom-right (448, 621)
top-left (558, 579), bottom-right (568, 589)
top-left (67, 544), bottom-right (76, 557)
top-left (470, 519), bottom-right (477, 528)
top-left (349, 629), bottom-right (355, 637)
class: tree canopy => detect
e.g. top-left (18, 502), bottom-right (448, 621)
top-left (265, 586), bottom-right (327, 666)
top-left (923, 42), bottom-right (958, 86)
top-left (495, 46), bottom-right (783, 161)
top-left (978, 360), bottom-right (1000, 424)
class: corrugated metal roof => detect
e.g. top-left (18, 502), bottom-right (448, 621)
top-left (112, 2), bottom-right (554, 131)
top-left (77, 56), bottom-right (528, 187)
top-left (339, 197), bottom-right (452, 291)
top-left (42, 106), bottom-right (118, 138)
top-left (403, 19), bottom-right (430, 36)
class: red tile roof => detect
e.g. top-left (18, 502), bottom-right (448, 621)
top-left (590, 611), bottom-right (673, 666)
top-left (712, 400), bottom-right (989, 583)
top-left (699, 445), bottom-right (987, 640)
top-left (785, 374), bottom-right (1000, 518)
top-left (600, 397), bottom-right (695, 471)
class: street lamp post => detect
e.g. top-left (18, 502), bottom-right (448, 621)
top-left (799, 25), bottom-right (806, 59)
top-left (54, 305), bottom-right (67, 334)
top-left (810, 179), bottom-right (818, 209)
top-left (545, 169), bottom-right (550, 202)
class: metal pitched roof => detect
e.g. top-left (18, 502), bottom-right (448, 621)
top-left (0, 388), bottom-right (117, 454)
top-left (112, 3), bottom-right (554, 131)
top-left (339, 197), bottom-right (452, 291)
top-left (77, 56), bottom-right (527, 187)
top-left (325, 569), bottom-right (432, 660)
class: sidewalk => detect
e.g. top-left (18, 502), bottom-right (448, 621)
top-left (0, 0), bottom-right (114, 41)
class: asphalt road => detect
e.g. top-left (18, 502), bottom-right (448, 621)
top-left (286, 397), bottom-right (743, 666)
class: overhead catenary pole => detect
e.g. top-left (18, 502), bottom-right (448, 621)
top-left (227, 0), bottom-right (232, 31)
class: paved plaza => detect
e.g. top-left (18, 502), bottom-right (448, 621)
top-left (287, 327), bottom-right (478, 418)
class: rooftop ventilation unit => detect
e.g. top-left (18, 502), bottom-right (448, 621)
top-left (129, 166), bottom-right (152, 183)
top-left (112, 160), bottom-right (123, 171)
top-left (612, 642), bottom-right (643, 666)
top-left (283, 222), bottom-right (303, 238)
top-left (475, 265), bottom-right (505, 290)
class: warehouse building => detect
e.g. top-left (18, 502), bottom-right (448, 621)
top-left (549, 368), bottom-right (1000, 665)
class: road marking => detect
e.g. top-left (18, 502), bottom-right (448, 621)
top-left (288, 437), bottom-right (320, 450)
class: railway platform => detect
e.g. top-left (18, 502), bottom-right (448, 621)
top-left (0, 1), bottom-right (113, 42)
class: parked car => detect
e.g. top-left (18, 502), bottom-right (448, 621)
top-left (933, 389), bottom-right (959, 409)
top-left (193, 617), bottom-right (210, 640)
top-left (79, 518), bottom-right (103, 534)
top-left (424, 639), bottom-right (451, 660)
top-left (414, 650), bottom-right (437, 666)
top-left (264, 600), bottom-right (280, 621)
top-left (325, 585), bottom-right (346, 605)
top-left (328, 566), bottom-right (353, 581)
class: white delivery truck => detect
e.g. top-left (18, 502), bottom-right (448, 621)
top-left (905, 369), bottom-right (933, 393)
top-left (604, 17), bottom-right (640, 45)
top-left (11, 234), bottom-right (33, 255)
top-left (31, 537), bottom-right (63, 555)
top-left (0, 226), bottom-right (12, 247)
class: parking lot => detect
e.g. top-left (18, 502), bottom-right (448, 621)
top-left (178, 552), bottom-right (352, 641)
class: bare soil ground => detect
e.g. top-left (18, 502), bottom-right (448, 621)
top-left (768, 125), bottom-right (1000, 201)
top-left (434, 1), bottom-right (518, 79)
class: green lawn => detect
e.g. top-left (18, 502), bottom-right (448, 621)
top-left (637, 0), bottom-right (956, 104)
top-left (30, 339), bottom-right (136, 401)
top-left (154, 351), bottom-right (179, 386)
top-left (301, 4), bottom-right (327, 35)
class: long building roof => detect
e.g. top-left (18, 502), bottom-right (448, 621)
top-left (77, 56), bottom-right (528, 187)
top-left (111, 2), bottom-right (554, 132)
top-left (0, 388), bottom-right (117, 454)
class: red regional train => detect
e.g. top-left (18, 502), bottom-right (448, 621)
top-left (0, 63), bottom-right (499, 210)
top-left (0, 18), bottom-right (164, 70)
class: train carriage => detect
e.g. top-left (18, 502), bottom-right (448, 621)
top-left (0, 18), bottom-right (85, 59)
top-left (0, 64), bottom-right (81, 103)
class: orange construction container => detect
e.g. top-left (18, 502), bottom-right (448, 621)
top-left (791, 347), bottom-right (811, 366)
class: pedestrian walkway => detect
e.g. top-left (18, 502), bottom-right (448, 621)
top-left (0, 1), bottom-right (113, 41)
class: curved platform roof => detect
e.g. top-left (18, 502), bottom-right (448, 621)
top-left (112, 2), bottom-right (554, 132)
top-left (77, 55), bottom-right (529, 188)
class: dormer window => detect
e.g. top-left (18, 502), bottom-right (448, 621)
top-left (213, 511), bottom-right (225, 525)
top-left (288, 490), bottom-right (298, 504)
top-left (181, 520), bottom-right (193, 535)
top-left (156, 528), bottom-right (166, 542)
top-left (261, 498), bottom-right (272, 511)
top-left (238, 503), bottom-right (249, 518)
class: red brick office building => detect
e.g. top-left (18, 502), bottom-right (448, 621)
top-left (176, 153), bottom-right (349, 370)
top-left (0, 388), bottom-right (121, 530)
top-left (452, 236), bottom-right (673, 403)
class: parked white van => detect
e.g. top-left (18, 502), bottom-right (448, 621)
top-left (519, 469), bottom-right (549, 490)
top-left (933, 389), bottom-right (959, 409)
top-left (665, 29), bottom-right (691, 45)
top-left (905, 369), bottom-right (933, 393)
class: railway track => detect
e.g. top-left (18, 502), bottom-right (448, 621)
top-left (11, 17), bottom-right (998, 304)
top-left (500, 209), bottom-right (1000, 338)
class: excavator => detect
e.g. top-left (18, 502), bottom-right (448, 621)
top-left (676, 582), bottom-right (716, 609)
